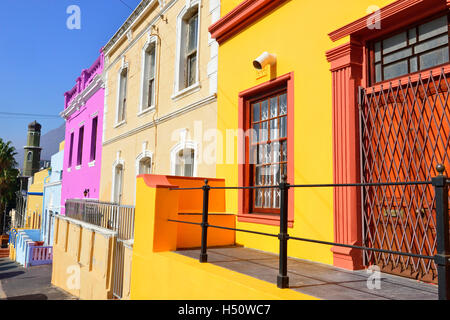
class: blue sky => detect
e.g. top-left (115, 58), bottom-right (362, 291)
top-left (0, 0), bottom-right (141, 154)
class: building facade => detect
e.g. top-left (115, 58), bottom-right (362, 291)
top-left (60, 52), bottom-right (105, 213)
top-left (41, 141), bottom-right (65, 245)
top-left (99, 0), bottom-right (220, 205)
top-left (209, 0), bottom-right (450, 283)
top-left (25, 168), bottom-right (50, 229)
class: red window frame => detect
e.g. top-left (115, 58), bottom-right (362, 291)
top-left (367, 11), bottom-right (450, 86)
top-left (248, 89), bottom-right (288, 214)
top-left (237, 72), bottom-right (295, 227)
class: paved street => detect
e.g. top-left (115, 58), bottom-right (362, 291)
top-left (0, 258), bottom-right (76, 300)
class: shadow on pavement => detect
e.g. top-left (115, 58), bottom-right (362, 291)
top-left (0, 271), bottom-right (25, 280)
top-left (5, 294), bottom-right (48, 300)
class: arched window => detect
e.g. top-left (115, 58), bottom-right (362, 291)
top-left (27, 151), bottom-right (32, 162)
top-left (112, 162), bottom-right (124, 204)
top-left (139, 157), bottom-right (152, 175)
top-left (171, 140), bottom-right (197, 177)
top-left (135, 150), bottom-right (153, 176)
top-left (175, 148), bottom-right (195, 177)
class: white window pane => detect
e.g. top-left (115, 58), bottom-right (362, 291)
top-left (261, 100), bottom-right (269, 120)
top-left (279, 94), bottom-right (287, 115)
top-left (270, 119), bottom-right (279, 140)
top-left (261, 121), bottom-right (268, 141)
top-left (270, 97), bottom-right (278, 118)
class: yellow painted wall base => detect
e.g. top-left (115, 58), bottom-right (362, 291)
top-left (131, 251), bottom-right (315, 300)
top-left (51, 216), bottom-right (116, 300)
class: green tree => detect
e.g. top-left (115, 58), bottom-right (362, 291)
top-left (0, 138), bottom-right (19, 231)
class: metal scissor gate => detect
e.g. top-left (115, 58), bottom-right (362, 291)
top-left (111, 205), bottom-right (135, 299)
top-left (359, 69), bottom-right (450, 282)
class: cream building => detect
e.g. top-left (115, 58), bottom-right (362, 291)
top-left (99, 0), bottom-right (220, 205)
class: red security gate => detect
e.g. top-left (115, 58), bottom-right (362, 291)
top-left (359, 69), bottom-right (450, 282)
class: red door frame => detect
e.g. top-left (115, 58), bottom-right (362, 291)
top-left (326, 0), bottom-right (450, 270)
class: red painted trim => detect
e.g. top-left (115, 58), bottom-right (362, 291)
top-left (137, 174), bottom-right (177, 188)
top-left (328, 0), bottom-right (448, 42)
top-left (237, 72), bottom-right (294, 228)
top-left (366, 64), bottom-right (450, 93)
top-left (326, 42), bottom-right (364, 270)
top-left (326, 0), bottom-right (450, 270)
top-left (209, 0), bottom-right (288, 44)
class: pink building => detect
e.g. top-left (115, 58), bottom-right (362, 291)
top-left (60, 51), bottom-right (104, 214)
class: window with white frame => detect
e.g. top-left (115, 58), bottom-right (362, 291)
top-left (117, 67), bottom-right (128, 123)
top-left (138, 157), bottom-right (152, 174)
top-left (113, 163), bottom-right (124, 204)
top-left (175, 148), bottom-right (195, 177)
top-left (177, 5), bottom-right (199, 92)
top-left (142, 42), bottom-right (157, 111)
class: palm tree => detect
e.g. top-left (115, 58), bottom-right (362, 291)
top-left (0, 138), bottom-right (19, 233)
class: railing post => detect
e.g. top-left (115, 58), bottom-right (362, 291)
top-left (432, 164), bottom-right (450, 300)
top-left (277, 175), bottom-right (290, 289)
top-left (200, 179), bottom-right (210, 263)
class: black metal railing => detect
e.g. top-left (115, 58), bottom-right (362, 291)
top-left (168, 164), bottom-right (450, 300)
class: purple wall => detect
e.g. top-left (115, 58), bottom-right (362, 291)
top-left (61, 52), bottom-right (104, 214)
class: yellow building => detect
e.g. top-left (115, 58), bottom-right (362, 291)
top-left (99, 0), bottom-right (221, 205)
top-left (208, 0), bottom-right (449, 284)
top-left (25, 168), bottom-right (50, 229)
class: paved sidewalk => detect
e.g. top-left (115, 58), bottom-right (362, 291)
top-left (0, 258), bottom-right (76, 300)
top-left (176, 246), bottom-right (438, 300)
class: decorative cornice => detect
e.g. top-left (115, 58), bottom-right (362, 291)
top-left (208, 0), bottom-right (288, 44)
top-left (325, 41), bottom-right (363, 72)
top-left (328, 0), bottom-right (448, 42)
top-left (103, 0), bottom-right (158, 55)
top-left (60, 74), bottom-right (104, 120)
top-left (103, 0), bottom-right (176, 73)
